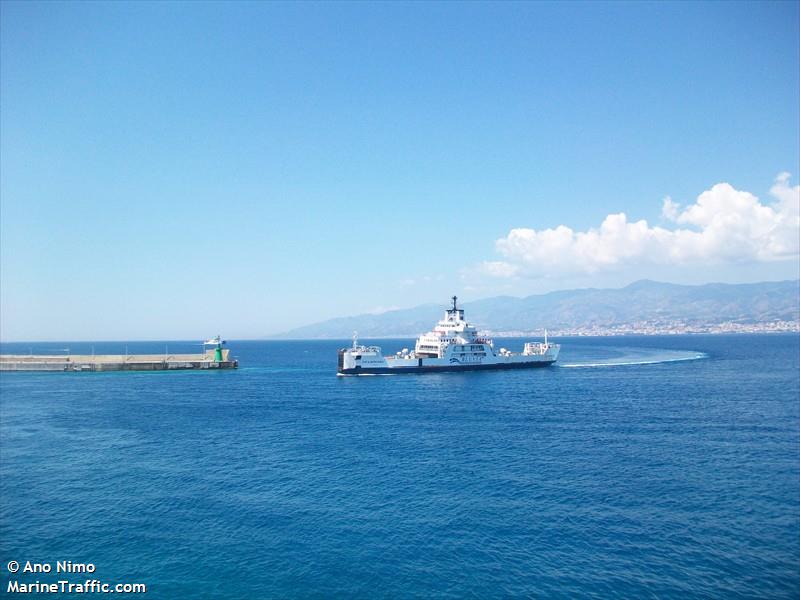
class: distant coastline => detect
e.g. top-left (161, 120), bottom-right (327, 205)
top-left (482, 320), bottom-right (800, 337)
top-left (270, 279), bottom-right (800, 339)
top-left (271, 323), bottom-right (800, 340)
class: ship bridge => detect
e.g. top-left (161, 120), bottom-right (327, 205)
top-left (415, 296), bottom-right (491, 357)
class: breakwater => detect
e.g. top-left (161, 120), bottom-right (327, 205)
top-left (0, 349), bottom-right (237, 372)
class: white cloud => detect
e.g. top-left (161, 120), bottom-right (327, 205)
top-left (478, 174), bottom-right (800, 278)
top-left (661, 196), bottom-right (679, 221)
top-left (480, 261), bottom-right (520, 278)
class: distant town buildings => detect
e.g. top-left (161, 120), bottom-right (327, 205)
top-left (481, 320), bottom-right (800, 337)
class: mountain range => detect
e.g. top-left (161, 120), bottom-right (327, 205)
top-left (270, 279), bottom-right (800, 338)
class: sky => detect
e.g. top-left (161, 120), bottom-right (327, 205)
top-left (1, 1), bottom-right (798, 341)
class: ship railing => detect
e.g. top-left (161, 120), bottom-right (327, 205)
top-left (357, 345), bottom-right (382, 353)
top-left (524, 342), bottom-right (551, 355)
top-left (340, 344), bottom-right (382, 354)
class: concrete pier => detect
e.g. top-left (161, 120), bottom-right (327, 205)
top-left (0, 349), bottom-right (238, 372)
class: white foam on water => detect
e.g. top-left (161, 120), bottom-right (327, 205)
top-left (559, 351), bottom-right (708, 369)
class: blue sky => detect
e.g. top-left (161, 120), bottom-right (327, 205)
top-left (1, 1), bottom-right (798, 340)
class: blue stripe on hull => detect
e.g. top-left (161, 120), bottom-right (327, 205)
top-left (338, 360), bottom-right (556, 375)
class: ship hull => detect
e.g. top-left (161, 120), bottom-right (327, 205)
top-left (338, 359), bottom-right (556, 375)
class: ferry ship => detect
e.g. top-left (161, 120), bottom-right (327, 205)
top-left (337, 297), bottom-right (559, 375)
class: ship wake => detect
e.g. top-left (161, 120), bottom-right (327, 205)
top-left (558, 348), bottom-right (707, 368)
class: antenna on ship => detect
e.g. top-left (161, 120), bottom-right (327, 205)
top-left (544, 329), bottom-right (548, 347)
top-left (352, 331), bottom-right (358, 350)
top-left (452, 295), bottom-right (458, 311)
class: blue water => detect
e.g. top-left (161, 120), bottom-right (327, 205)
top-left (1, 335), bottom-right (798, 598)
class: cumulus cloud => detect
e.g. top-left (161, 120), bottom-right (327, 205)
top-left (478, 174), bottom-right (800, 278)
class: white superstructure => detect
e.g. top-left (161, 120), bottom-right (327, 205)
top-left (338, 296), bottom-right (559, 375)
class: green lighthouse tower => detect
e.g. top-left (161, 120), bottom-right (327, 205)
top-left (204, 336), bottom-right (225, 363)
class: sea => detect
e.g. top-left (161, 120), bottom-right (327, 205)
top-left (1, 334), bottom-right (798, 598)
